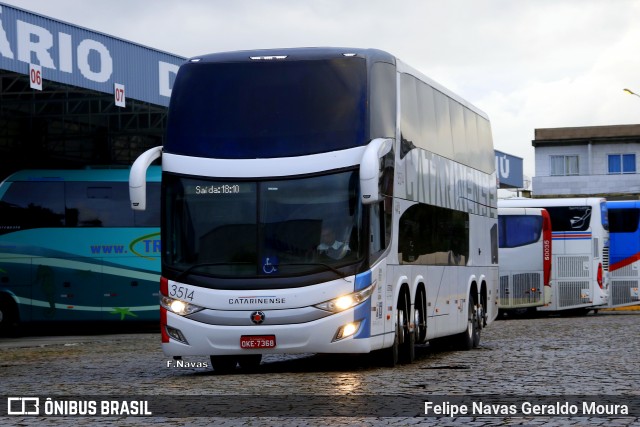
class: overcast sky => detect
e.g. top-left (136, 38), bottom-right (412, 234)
top-left (3, 0), bottom-right (640, 180)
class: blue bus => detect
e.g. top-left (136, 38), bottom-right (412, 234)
top-left (0, 167), bottom-right (161, 332)
top-left (607, 200), bottom-right (640, 307)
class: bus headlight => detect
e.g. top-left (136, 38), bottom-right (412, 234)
top-left (314, 283), bottom-right (376, 313)
top-left (160, 295), bottom-right (204, 316)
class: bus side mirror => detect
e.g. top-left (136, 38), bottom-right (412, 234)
top-left (130, 146), bottom-right (162, 211)
top-left (360, 138), bottom-right (393, 205)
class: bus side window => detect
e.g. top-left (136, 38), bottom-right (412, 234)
top-left (0, 181), bottom-right (65, 230)
top-left (65, 182), bottom-right (134, 227)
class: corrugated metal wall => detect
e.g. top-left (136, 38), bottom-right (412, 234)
top-left (0, 3), bottom-right (185, 106)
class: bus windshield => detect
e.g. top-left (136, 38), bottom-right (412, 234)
top-left (165, 58), bottom-right (368, 159)
top-left (544, 206), bottom-right (592, 232)
top-left (163, 169), bottom-right (364, 279)
top-left (498, 215), bottom-right (543, 248)
top-left (609, 208), bottom-right (640, 233)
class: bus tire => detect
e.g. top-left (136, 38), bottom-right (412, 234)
top-left (454, 295), bottom-right (481, 351)
top-left (414, 288), bottom-right (427, 344)
top-left (0, 294), bottom-right (19, 336)
top-left (474, 299), bottom-right (483, 348)
top-left (210, 355), bottom-right (237, 374)
top-left (398, 293), bottom-right (415, 364)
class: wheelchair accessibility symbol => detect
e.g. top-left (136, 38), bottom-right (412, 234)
top-left (262, 257), bottom-right (278, 274)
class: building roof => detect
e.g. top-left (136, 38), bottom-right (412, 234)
top-left (533, 124), bottom-right (640, 146)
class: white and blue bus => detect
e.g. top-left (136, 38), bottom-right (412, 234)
top-left (499, 198), bottom-right (609, 313)
top-left (497, 205), bottom-right (552, 315)
top-left (607, 200), bottom-right (640, 307)
top-left (0, 167), bottom-right (161, 332)
top-left (130, 48), bottom-right (499, 371)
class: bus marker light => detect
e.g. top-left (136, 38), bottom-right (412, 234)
top-left (249, 55), bottom-right (287, 60)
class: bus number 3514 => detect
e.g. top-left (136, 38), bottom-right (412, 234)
top-left (169, 285), bottom-right (195, 301)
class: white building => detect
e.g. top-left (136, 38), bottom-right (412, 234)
top-left (532, 124), bottom-right (640, 199)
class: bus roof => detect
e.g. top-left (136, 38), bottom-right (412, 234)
top-left (499, 197), bottom-right (606, 207)
top-left (498, 206), bottom-right (547, 216)
top-left (3, 166), bottom-right (161, 183)
top-left (184, 47), bottom-right (488, 122)
top-left (188, 47), bottom-right (396, 64)
top-left (606, 200), bottom-right (640, 209)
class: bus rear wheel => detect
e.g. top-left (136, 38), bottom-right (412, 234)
top-left (454, 295), bottom-right (481, 350)
top-left (414, 289), bottom-right (427, 343)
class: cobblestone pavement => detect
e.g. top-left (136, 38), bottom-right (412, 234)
top-left (1, 311), bottom-right (639, 426)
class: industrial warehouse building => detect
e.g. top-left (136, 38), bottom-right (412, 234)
top-left (0, 3), bottom-right (185, 180)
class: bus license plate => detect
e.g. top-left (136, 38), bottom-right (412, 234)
top-left (240, 335), bottom-right (276, 349)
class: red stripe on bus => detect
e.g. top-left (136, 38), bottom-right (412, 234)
top-left (160, 307), bottom-right (169, 343)
top-left (609, 252), bottom-right (640, 272)
top-left (541, 209), bottom-right (552, 287)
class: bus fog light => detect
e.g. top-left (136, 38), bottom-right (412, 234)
top-left (333, 320), bottom-right (361, 341)
top-left (160, 295), bottom-right (204, 316)
top-left (165, 325), bottom-right (189, 344)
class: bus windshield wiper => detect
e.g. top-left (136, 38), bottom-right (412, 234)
top-left (174, 261), bottom-right (350, 281)
top-left (175, 262), bottom-right (253, 280)
top-left (275, 262), bottom-right (350, 281)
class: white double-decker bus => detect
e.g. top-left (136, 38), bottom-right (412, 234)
top-left (497, 205), bottom-right (552, 315)
top-left (130, 48), bottom-right (499, 371)
top-left (499, 198), bottom-right (609, 313)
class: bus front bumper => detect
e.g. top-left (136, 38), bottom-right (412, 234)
top-left (161, 309), bottom-right (379, 357)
